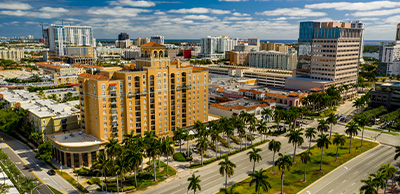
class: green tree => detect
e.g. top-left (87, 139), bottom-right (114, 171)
top-left (161, 137), bottom-right (175, 176)
top-left (261, 108), bottom-right (273, 122)
top-left (91, 152), bottom-right (110, 192)
top-left (19, 177), bottom-right (41, 194)
top-left (196, 136), bottom-right (209, 166)
top-left (360, 177), bottom-right (378, 194)
top-left (126, 146), bottom-right (143, 188)
top-left (370, 172), bottom-right (387, 192)
top-left (210, 121), bottom-right (222, 159)
top-left (36, 141), bottom-right (53, 162)
top-left (256, 120), bottom-right (268, 142)
top-left (219, 156), bottom-right (236, 190)
top-left (285, 128), bottom-right (304, 162)
top-left (187, 174), bottom-right (201, 194)
top-left (114, 152), bottom-right (128, 189)
top-left (219, 184), bottom-right (239, 194)
top-left (332, 133), bottom-right (346, 162)
top-left (317, 119), bottom-right (329, 135)
top-left (305, 127), bottom-right (317, 153)
top-left (173, 127), bottom-right (185, 153)
top-left (247, 147), bottom-right (262, 175)
top-left (345, 121), bottom-right (360, 154)
top-left (326, 113), bottom-right (338, 139)
top-left (275, 153), bottom-right (292, 194)
top-left (105, 138), bottom-right (122, 159)
top-left (249, 168), bottom-right (271, 194)
top-left (316, 134), bottom-right (331, 170)
top-left (299, 151), bottom-right (312, 181)
top-left (268, 139), bottom-right (281, 170)
top-left (354, 115), bottom-right (370, 148)
top-left (395, 146), bottom-right (400, 160)
top-left (379, 162), bottom-right (397, 194)
top-left (29, 132), bottom-right (43, 145)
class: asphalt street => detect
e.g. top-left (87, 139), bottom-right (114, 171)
top-left (0, 132), bottom-right (80, 194)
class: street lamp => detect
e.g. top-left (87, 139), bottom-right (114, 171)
top-left (116, 172), bottom-right (119, 194)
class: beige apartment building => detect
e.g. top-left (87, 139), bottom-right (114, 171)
top-left (229, 51), bottom-right (249, 65)
top-left (79, 42), bottom-right (209, 141)
top-left (0, 48), bottom-right (24, 61)
top-left (260, 42), bottom-right (289, 53)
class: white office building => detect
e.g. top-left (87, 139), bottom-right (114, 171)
top-left (200, 36), bottom-right (238, 58)
top-left (378, 44), bottom-right (400, 76)
top-left (350, 21), bottom-right (366, 63)
top-left (44, 24), bottom-right (96, 56)
top-left (249, 50), bottom-right (298, 70)
top-left (150, 35), bottom-right (164, 45)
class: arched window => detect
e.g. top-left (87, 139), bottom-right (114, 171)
top-left (144, 51), bottom-right (148, 57)
top-left (159, 51), bottom-right (163, 58)
top-left (153, 51), bottom-right (158, 58)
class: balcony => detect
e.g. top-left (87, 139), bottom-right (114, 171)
top-left (111, 111), bottom-right (118, 115)
top-left (112, 127), bottom-right (118, 133)
top-left (111, 104), bottom-right (117, 108)
top-left (113, 133), bottom-right (118, 138)
top-left (112, 122), bottom-right (118, 127)
top-left (110, 86), bottom-right (117, 91)
top-left (111, 116), bottom-right (117, 121)
top-left (110, 92), bottom-right (117, 97)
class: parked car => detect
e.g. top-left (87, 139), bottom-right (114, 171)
top-left (175, 139), bottom-right (185, 146)
top-left (47, 169), bottom-right (56, 175)
top-left (192, 148), bottom-right (199, 153)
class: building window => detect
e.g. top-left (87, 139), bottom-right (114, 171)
top-left (42, 120), bottom-right (45, 124)
top-left (104, 128), bottom-right (107, 132)
top-left (103, 104), bottom-right (106, 108)
top-left (103, 98), bottom-right (106, 102)
top-left (103, 110), bottom-right (106, 115)
top-left (103, 116), bottom-right (106, 121)
top-left (104, 134), bottom-right (108, 139)
top-left (102, 84), bottom-right (105, 89)
top-left (128, 76), bottom-right (131, 80)
top-left (104, 123), bottom-right (107, 127)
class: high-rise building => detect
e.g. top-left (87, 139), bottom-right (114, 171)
top-left (249, 51), bottom-right (297, 70)
top-left (297, 21), bottom-right (321, 77)
top-left (116, 33), bottom-right (132, 48)
top-left (44, 24), bottom-right (96, 56)
top-left (118, 33), bottom-right (129, 40)
top-left (286, 22), bottom-right (363, 98)
top-left (78, 42), bottom-right (209, 140)
top-left (200, 36), bottom-right (238, 58)
top-left (135, 37), bottom-right (150, 46)
top-left (150, 35), bottom-right (164, 45)
top-left (350, 21), bottom-right (365, 63)
top-left (378, 24), bottom-right (400, 76)
top-left (396, 23), bottom-right (400, 43)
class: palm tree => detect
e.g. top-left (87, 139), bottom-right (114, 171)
top-left (379, 162), bottom-right (397, 194)
top-left (146, 139), bottom-right (159, 181)
top-left (285, 128), bottom-right (304, 162)
top-left (345, 121), bottom-right (360, 154)
top-left (354, 115), bottom-right (370, 148)
top-left (268, 139), bottom-right (281, 170)
top-left (360, 177), bottom-right (378, 194)
top-left (122, 130), bottom-right (135, 148)
top-left (299, 151), bottom-right (312, 181)
top-left (20, 177), bottom-right (41, 194)
top-left (261, 108), bottom-right (273, 122)
top-left (91, 152), bottom-right (110, 192)
top-left (114, 152), bottom-right (128, 190)
top-left (134, 135), bottom-right (146, 171)
top-left (126, 146), bottom-right (143, 188)
top-left (160, 137), bottom-right (175, 176)
top-left (274, 110), bottom-right (283, 131)
top-left (173, 127), bottom-right (185, 153)
top-left (105, 138), bottom-right (121, 158)
top-left (275, 153), bottom-right (292, 194)
top-left (235, 119), bottom-right (246, 150)
top-left (210, 124), bottom-right (222, 159)
top-left (249, 168), bottom-right (271, 194)
top-left (332, 133), bottom-right (346, 162)
top-left (194, 120), bottom-right (208, 138)
top-left (219, 184), bottom-right (239, 194)
top-left (247, 147), bottom-right (262, 175)
top-left (370, 172), bottom-right (387, 192)
top-left (196, 136), bottom-right (209, 166)
top-left (187, 174), bottom-right (201, 194)
top-left (316, 134), bottom-right (331, 170)
top-left (219, 156), bottom-right (236, 190)
top-left (317, 119), bottom-right (329, 135)
top-left (305, 127), bottom-right (317, 153)
top-left (326, 113), bottom-right (338, 139)
top-left (395, 146), bottom-right (400, 160)
top-left (256, 120), bottom-right (268, 142)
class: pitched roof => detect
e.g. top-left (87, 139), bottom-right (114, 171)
top-left (246, 103), bottom-right (269, 111)
top-left (310, 88), bottom-right (322, 91)
top-left (265, 92), bottom-right (287, 98)
top-left (210, 103), bottom-right (232, 111)
top-left (288, 92), bottom-right (299, 96)
top-left (238, 89), bottom-right (248, 92)
top-left (140, 42), bottom-right (165, 47)
top-left (78, 73), bottom-right (108, 80)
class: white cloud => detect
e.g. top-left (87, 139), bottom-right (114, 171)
top-left (305, 1), bottom-right (400, 11)
top-left (352, 8), bottom-right (400, 17)
top-left (25, 21), bottom-right (39, 25)
top-left (257, 8), bottom-right (326, 17)
top-left (168, 7), bottom-right (231, 14)
top-left (384, 15), bottom-right (400, 24)
top-left (218, 0), bottom-right (248, 1)
top-left (232, 12), bottom-right (250, 16)
top-left (88, 6), bottom-right (152, 17)
top-left (0, 10), bottom-right (65, 18)
top-left (0, 2), bottom-right (32, 10)
top-left (224, 16), bottom-right (252, 20)
top-left (39, 7), bottom-right (68, 13)
top-left (183, 15), bottom-right (217, 20)
top-left (109, 0), bottom-right (156, 7)
top-left (154, 11), bottom-right (165, 15)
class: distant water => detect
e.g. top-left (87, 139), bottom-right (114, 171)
top-left (363, 52), bottom-right (379, 59)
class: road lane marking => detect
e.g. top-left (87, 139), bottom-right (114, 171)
top-left (344, 166), bottom-right (348, 170)
top-left (329, 189), bottom-right (334, 193)
top-left (342, 179), bottom-right (347, 183)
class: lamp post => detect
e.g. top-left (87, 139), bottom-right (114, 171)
top-left (116, 172), bottom-right (119, 194)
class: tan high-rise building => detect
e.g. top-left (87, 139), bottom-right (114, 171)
top-left (135, 37), bottom-right (150, 46)
top-left (78, 42), bottom-right (209, 141)
top-left (260, 42), bottom-right (289, 53)
top-left (396, 23), bottom-right (400, 43)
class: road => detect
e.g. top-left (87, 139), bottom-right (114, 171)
top-left (0, 132), bottom-right (80, 194)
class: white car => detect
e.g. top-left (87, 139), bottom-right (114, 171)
top-left (175, 139), bottom-right (185, 146)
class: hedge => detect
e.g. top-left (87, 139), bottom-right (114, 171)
top-left (230, 136), bottom-right (240, 145)
top-left (246, 134), bottom-right (255, 141)
top-left (209, 142), bottom-right (217, 152)
top-left (87, 177), bottom-right (101, 185)
top-left (219, 138), bottom-right (230, 148)
top-left (173, 152), bottom-right (186, 162)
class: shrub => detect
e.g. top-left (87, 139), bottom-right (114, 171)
top-left (219, 139), bottom-right (229, 148)
top-left (209, 142), bottom-right (216, 152)
top-left (173, 152), bottom-right (186, 162)
top-left (74, 167), bottom-right (93, 176)
top-left (246, 135), bottom-right (255, 141)
top-left (87, 177), bottom-right (100, 185)
top-left (230, 136), bottom-right (240, 145)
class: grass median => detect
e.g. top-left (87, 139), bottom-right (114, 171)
top-left (217, 138), bottom-right (378, 194)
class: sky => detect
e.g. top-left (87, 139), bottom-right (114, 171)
top-left (0, 0), bottom-right (399, 40)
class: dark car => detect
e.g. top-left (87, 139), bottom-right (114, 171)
top-left (47, 169), bottom-right (56, 175)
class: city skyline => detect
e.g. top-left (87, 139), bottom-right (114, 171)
top-left (0, 0), bottom-right (399, 40)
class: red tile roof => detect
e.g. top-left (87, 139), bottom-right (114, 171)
top-left (246, 103), bottom-right (269, 111)
top-left (265, 93), bottom-right (287, 98)
top-left (78, 73), bottom-right (108, 80)
top-left (288, 92), bottom-right (299, 96)
top-left (140, 42), bottom-right (165, 47)
top-left (310, 88), bottom-right (322, 91)
top-left (238, 89), bottom-right (248, 93)
top-left (210, 103), bottom-right (232, 111)
top-left (36, 62), bottom-right (62, 69)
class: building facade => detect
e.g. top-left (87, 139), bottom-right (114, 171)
top-left (135, 37), bottom-right (150, 46)
top-left (79, 42), bottom-right (209, 141)
top-left (249, 50), bottom-right (298, 70)
top-left (0, 48), bottom-right (24, 61)
top-left (378, 24), bottom-right (400, 76)
top-left (200, 36), bottom-right (238, 58)
top-left (370, 82), bottom-right (400, 108)
top-left (150, 35), bottom-right (165, 45)
top-left (350, 21), bottom-right (365, 63)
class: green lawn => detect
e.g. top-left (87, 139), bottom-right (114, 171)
top-left (47, 184), bottom-right (63, 194)
top-left (363, 126), bottom-right (400, 136)
top-left (217, 138), bottom-right (378, 194)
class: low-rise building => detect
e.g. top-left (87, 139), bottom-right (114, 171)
top-left (209, 98), bottom-right (272, 119)
top-left (42, 87), bottom-right (79, 101)
top-left (370, 82), bottom-right (400, 108)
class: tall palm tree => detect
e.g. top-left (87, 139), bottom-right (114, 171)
top-left (183, 130), bottom-right (192, 153)
top-left (261, 108), bottom-right (273, 122)
top-left (274, 110), bottom-right (283, 131)
top-left (354, 115), bottom-right (370, 148)
top-left (126, 146), bottom-right (143, 188)
top-left (114, 152), bottom-right (128, 190)
top-left (256, 120), bottom-right (268, 142)
top-left (105, 138), bottom-right (121, 158)
top-left (249, 168), bottom-right (271, 194)
top-left (196, 136), bottom-right (209, 166)
top-left (134, 135), bottom-right (146, 171)
top-left (247, 147), bottom-right (262, 175)
top-left (219, 184), bottom-right (239, 194)
top-left (173, 127), bottom-right (185, 153)
top-left (305, 127), bottom-right (317, 153)
top-left (316, 134), bottom-right (331, 171)
top-left (395, 146), bottom-right (400, 160)
top-left (332, 133), bottom-right (346, 162)
top-left (326, 113), bottom-right (338, 139)
top-left (122, 130), bottom-right (135, 148)
top-left (370, 172), bottom-right (387, 192)
top-left (275, 153), bottom-right (292, 194)
top-left (285, 128), bottom-right (304, 162)
top-left (317, 119), bottom-right (329, 135)
top-left (210, 124), bottom-right (222, 159)
top-left (299, 151), bottom-right (312, 181)
top-left (379, 162), bottom-right (397, 194)
top-left (194, 120), bottom-right (208, 138)
top-left (146, 139), bottom-right (159, 181)
top-left (161, 137), bottom-right (175, 176)
top-left (268, 139), bottom-right (281, 170)
top-left (91, 152), bottom-right (110, 192)
top-left (360, 177), bottom-right (378, 194)
top-left (345, 121), bottom-right (360, 154)
top-left (235, 119), bottom-right (246, 150)
top-left (187, 174), bottom-right (201, 194)
top-left (219, 156), bottom-right (236, 190)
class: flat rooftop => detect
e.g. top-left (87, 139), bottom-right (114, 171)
top-left (0, 70), bottom-right (34, 79)
top-left (20, 99), bottom-right (79, 118)
top-left (222, 98), bottom-right (263, 108)
top-left (0, 89), bottom-right (42, 103)
top-left (286, 77), bottom-right (333, 84)
top-left (49, 130), bottom-right (104, 147)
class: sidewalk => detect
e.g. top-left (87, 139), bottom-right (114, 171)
top-left (0, 165), bottom-right (19, 194)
